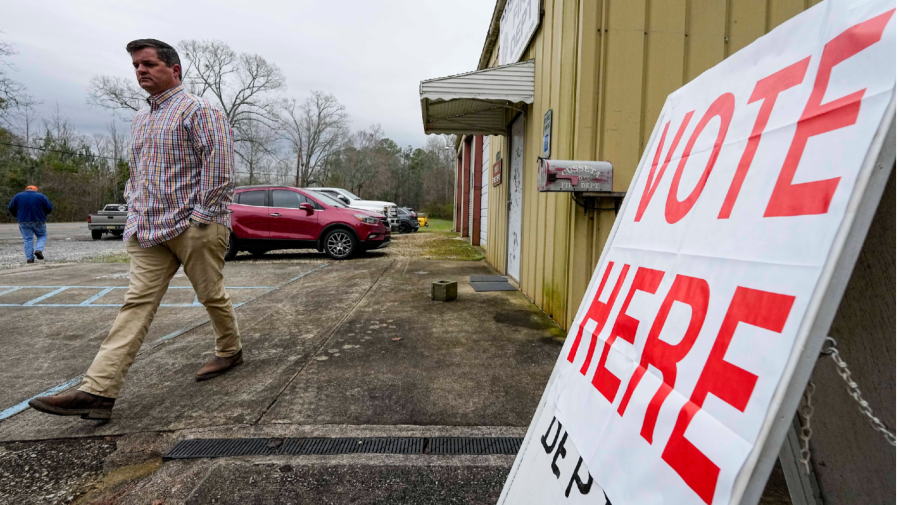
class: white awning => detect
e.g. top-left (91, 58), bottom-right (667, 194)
top-left (420, 60), bottom-right (535, 136)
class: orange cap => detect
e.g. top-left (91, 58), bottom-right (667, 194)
top-left (25, 185), bottom-right (38, 191)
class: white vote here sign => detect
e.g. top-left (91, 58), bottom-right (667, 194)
top-left (500, 1), bottom-right (896, 505)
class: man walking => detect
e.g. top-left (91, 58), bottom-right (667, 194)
top-left (7, 185), bottom-right (53, 264)
top-left (30, 39), bottom-right (243, 421)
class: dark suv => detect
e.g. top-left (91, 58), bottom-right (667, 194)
top-left (227, 186), bottom-right (390, 260)
top-left (398, 207), bottom-right (420, 233)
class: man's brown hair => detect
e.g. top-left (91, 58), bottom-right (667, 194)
top-left (125, 39), bottom-right (181, 79)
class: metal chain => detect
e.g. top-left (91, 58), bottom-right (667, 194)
top-left (821, 337), bottom-right (897, 446)
top-left (798, 382), bottom-right (816, 474)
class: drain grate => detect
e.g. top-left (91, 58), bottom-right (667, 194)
top-left (427, 437), bottom-right (522, 455)
top-left (164, 436), bottom-right (522, 460)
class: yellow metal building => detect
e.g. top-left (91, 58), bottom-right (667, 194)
top-left (422, 0), bottom-right (822, 330)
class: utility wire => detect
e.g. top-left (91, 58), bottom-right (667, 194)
top-left (0, 142), bottom-right (123, 161)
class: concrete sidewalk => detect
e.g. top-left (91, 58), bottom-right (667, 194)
top-left (0, 257), bottom-right (564, 504)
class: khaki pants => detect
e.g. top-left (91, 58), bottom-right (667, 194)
top-left (80, 223), bottom-right (241, 398)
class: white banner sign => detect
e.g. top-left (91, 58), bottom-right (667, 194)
top-left (499, 0), bottom-right (540, 65)
top-left (500, 1), bottom-right (895, 504)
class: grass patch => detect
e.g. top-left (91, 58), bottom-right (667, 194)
top-left (418, 218), bottom-right (453, 233)
top-left (84, 251), bottom-right (130, 263)
top-left (394, 219), bottom-right (482, 260)
top-left (421, 233), bottom-right (484, 261)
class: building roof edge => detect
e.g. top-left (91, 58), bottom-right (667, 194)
top-left (477, 0), bottom-right (507, 70)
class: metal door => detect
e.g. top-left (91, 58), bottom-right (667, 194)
top-left (481, 136), bottom-right (490, 247)
top-left (506, 115), bottom-right (524, 282)
top-left (469, 139), bottom-right (475, 237)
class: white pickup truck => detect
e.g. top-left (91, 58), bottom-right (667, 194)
top-left (88, 204), bottom-right (127, 239)
top-left (306, 187), bottom-right (400, 231)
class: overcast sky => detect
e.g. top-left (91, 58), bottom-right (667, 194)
top-left (2, 0), bottom-right (495, 148)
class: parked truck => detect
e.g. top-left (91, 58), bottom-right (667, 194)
top-left (88, 204), bottom-right (127, 239)
top-left (305, 188), bottom-right (400, 231)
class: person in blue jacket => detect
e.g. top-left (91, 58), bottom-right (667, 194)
top-left (7, 185), bottom-right (53, 263)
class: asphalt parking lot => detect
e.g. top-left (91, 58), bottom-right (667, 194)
top-left (0, 224), bottom-right (799, 505)
top-left (0, 228), bottom-right (566, 504)
top-left (0, 261), bottom-right (326, 413)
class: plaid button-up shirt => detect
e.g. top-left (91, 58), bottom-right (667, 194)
top-left (124, 85), bottom-right (234, 247)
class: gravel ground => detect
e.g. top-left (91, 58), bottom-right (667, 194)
top-left (0, 223), bottom-right (482, 270)
top-left (186, 463), bottom-right (509, 505)
top-left (0, 223), bottom-right (125, 269)
top-left (185, 230), bottom-right (481, 265)
top-left (0, 437), bottom-right (117, 505)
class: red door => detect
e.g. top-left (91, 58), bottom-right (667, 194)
top-left (269, 189), bottom-right (319, 241)
top-left (230, 189), bottom-right (269, 239)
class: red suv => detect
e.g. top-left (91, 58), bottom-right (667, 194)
top-left (226, 186), bottom-right (391, 260)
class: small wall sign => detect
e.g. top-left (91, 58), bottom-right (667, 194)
top-left (492, 159), bottom-right (503, 187)
top-left (542, 109), bottom-right (552, 159)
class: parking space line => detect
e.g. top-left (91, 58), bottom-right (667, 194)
top-left (22, 287), bottom-right (70, 306)
top-left (0, 285), bottom-right (275, 308)
top-left (0, 263), bottom-right (329, 422)
top-left (0, 287), bottom-right (21, 297)
top-left (152, 263), bottom-right (329, 345)
top-left (0, 376), bottom-right (84, 421)
top-left (79, 287), bottom-right (116, 306)
top-left (0, 285), bottom-right (122, 289)
top-left (0, 285), bottom-right (275, 289)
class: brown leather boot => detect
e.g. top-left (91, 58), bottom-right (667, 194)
top-left (29, 390), bottom-right (115, 420)
top-left (196, 349), bottom-right (244, 381)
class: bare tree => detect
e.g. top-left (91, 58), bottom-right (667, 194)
top-left (0, 39), bottom-right (24, 118)
top-left (106, 121), bottom-right (130, 162)
top-left (428, 134), bottom-right (457, 203)
top-left (90, 131), bottom-right (118, 200)
top-left (87, 39), bottom-right (286, 136)
top-left (90, 132), bottom-right (111, 159)
top-left (6, 95), bottom-right (41, 144)
top-left (331, 125), bottom-right (386, 196)
top-left (234, 119), bottom-right (278, 185)
top-left (106, 122), bottom-right (130, 198)
top-left (86, 75), bottom-right (146, 115)
top-left (43, 103), bottom-right (78, 146)
top-left (278, 91), bottom-right (349, 187)
top-left (270, 153), bottom-right (294, 186)
top-left (178, 40), bottom-right (286, 132)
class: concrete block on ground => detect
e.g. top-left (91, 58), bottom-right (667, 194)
top-left (431, 280), bottom-right (457, 302)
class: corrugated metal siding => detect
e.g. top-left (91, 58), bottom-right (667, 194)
top-left (421, 61), bottom-right (536, 135)
top-left (424, 100), bottom-right (509, 136)
top-left (420, 61), bottom-right (536, 102)
top-left (478, 0), bottom-right (817, 330)
top-left (453, 155), bottom-right (458, 231)
top-left (486, 129), bottom-right (507, 272)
